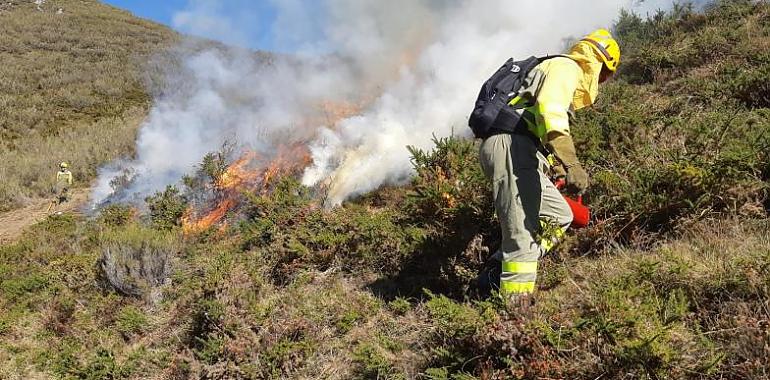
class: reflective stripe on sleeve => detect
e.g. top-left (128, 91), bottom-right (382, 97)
top-left (508, 95), bottom-right (523, 107)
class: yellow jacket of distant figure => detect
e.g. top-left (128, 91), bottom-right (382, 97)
top-left (56, 169), bottom-right (73, 187)
top-left (511, 40), bottom-right (605, 140)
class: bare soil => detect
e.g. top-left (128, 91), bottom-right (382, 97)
top-left (0, 189), bottom-right (89, 245)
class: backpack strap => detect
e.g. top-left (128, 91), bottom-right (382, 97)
top-left (537, 54), bottom-right (569, 62)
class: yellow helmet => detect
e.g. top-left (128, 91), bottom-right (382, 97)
top-left (60, 162), bottom-right (69, 169)
top-left (581, 29), bottom-right (621, 72)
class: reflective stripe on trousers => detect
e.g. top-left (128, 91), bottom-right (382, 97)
top-left (500, 261), bottom-right (538, 294)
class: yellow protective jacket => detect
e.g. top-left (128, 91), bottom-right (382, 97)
top-left (513, 40), bottom-right (604, 141)
top-left (56, 170), bottom-right (73, 187)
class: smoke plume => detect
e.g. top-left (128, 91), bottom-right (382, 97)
top-left (92, 0), bottom-right (692, 208)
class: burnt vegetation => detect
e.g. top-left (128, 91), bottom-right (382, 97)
top-left (1, 1), bottom-right (770, 379)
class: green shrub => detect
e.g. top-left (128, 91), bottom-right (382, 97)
top-left (406, 136), bottom-right (492, 228)
top-left (115, 305), bottom-right (148, 338)
top-left (98, 204), bottom-right (137, 227)
top-left (241, 177), bottom-right (425, 280)
top-left (145, 185), bottom-right (188, 231)
top-left (188, 298), bottom-right (226, 364)
top-left (34, 211), bottom-right (79, 237)
top-left (199, 150), bottom-right (230, 184)
top-left (425, 292), bottom-right (484, 341)
top-left (73, 348), bottom-right (132, 380)
top-left (401, 136), bottom-right (497, 295)
top-left (0, 273), bottom-right (48, 303)
top-left (388, 297), bottom-right (412, 315)
top-left (352, 343), bottom-right (401, 380)
top-left (335, 309), bottom-right (363, 334)
top-left (259, 336), bottom-right (316, 379)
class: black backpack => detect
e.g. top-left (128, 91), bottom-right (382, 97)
top-left (468, 56), bottom-right (550, 139)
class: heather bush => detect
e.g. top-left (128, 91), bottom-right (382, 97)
top-left (98, 224), bottom-right (179, 300)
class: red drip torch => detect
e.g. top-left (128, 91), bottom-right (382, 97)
top-left (553, 179), bottom-right (590, 228)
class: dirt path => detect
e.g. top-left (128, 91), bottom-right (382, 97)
top-left (0, 189), bottom-right (90, 245)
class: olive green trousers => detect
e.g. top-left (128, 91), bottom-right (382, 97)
top-left (479, 134), bottom-right (573, 295)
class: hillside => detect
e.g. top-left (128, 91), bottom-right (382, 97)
top-left (0, 0), bottom-right (176, 211)
top-left (1, 1), bottom-right (770, 380)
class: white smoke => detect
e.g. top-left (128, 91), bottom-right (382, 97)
top-left (92, 0), bottom-right (692, 208)
top-left (299, 0), bottom-right (670, 205)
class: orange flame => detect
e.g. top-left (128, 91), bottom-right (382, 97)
top-left (182, 198), bottom-right (235, 235)
top-left (181, 98), bottom-right (368, 235)
top-left (182, 144), bottom-right (312, 235)
top-left (216, 151), bottom-right (260, 190)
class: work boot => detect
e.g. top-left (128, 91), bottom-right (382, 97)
top-left (504, 293), bottom-right (535, 313)
top-left (477, 252), bottom-right (502, 298)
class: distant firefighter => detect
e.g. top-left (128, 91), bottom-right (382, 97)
top-left (50, 162), bottom-right (73, 212)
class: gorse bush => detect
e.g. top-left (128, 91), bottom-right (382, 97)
top-left (402, 136), bottom-right (499, 296)
top-left (407, 136), bottom-right (492, 227)
top-left (98, 204), bottom-right (137, 227)
top-left (240, 177), bottom-right (425, 282)
top-left (146, 185), bottom-right (188, 230)
top-left (115, 305), bottom-right (149, 339)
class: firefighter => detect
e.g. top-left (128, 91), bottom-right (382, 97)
top-left (53, 162), bottom-right (73, 209)
top-left (478, 29), bottom-right (620, 303)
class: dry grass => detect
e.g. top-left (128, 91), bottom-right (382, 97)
top-left (0, 0), bottom-right (176, 211)
top-left (0, 107), bottom-right (146, 209)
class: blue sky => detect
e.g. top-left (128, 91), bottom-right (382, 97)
top-left (103, 0), bottom-right (186, 25)
top-left (103, 0), bottom-right (291, 51)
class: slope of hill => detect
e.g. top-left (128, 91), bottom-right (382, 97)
top-left (0, 0), bottom-right (176, 212)
top-left (1, 1), bottom-right (769, 380)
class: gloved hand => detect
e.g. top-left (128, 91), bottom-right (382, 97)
top-left (550, 161), bottom-right (567, 179)
top-left (546, 133), bottom-right (589, 194)
top-left (566, 163), bottom-right (589, 194)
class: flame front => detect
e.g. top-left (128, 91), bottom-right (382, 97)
top-left (182, 198), bottom-right (235, 235)
top-left (182, 144), bottom-right (312, 234)
top-left (216, 152), bottom-right (260, 190)
top-left (181, 98), bottom-right (366, 235)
